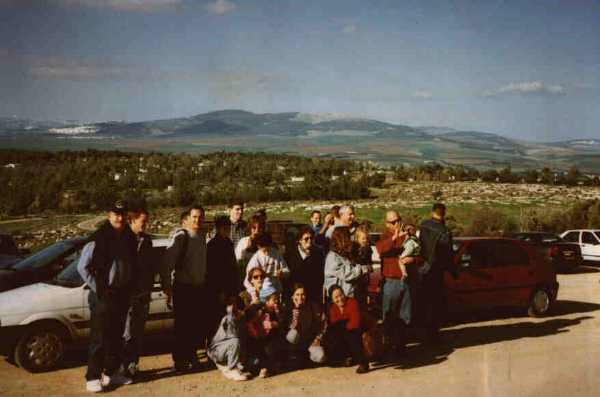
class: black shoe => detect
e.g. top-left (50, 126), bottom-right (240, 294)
top-left (174, 361), bottom-right (192, 372)
top-left (356, 364), bottom-right (369, 374)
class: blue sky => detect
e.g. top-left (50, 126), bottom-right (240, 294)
top-left (1, 0), bottom-right (599, 141)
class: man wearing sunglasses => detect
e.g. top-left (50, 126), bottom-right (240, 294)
top-left (375, 211), bottom-right (417, 358)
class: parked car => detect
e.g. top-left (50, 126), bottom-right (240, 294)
top-left (368, 237), bottom-right (559, 318)
top-left (560, 230), bottom-right (600, 263)
top-left (0, 234), bottom-right (29, 270)
top-left (509, 232), bottom-right (583, 272)
top-left (0, 238), bottom-right (171, 372)
top-left (0, 237), bottom-right (88, 293)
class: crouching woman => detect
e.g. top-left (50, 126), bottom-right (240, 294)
top-left (281, 283), bottom-right (326, 369)
top-left (207, 297), bottom-right (249, 381)
top-left (323, 285), bottom-right (369, 374)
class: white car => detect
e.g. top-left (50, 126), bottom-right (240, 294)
top-left (560, 230), bottom-right (600, 262)
top-left (0, 238), bottom-right (172, 372)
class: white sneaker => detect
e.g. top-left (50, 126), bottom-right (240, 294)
top-left (223, 368), bottom-right (248, 381)
top-left (215, 363), bottom-right (228, 372)
top-left (102, 372), bottom-right (133, 387)
top-left (86, 379), bottom-right (103, 393)
top-left (127, 362), bottom-right (138, 377)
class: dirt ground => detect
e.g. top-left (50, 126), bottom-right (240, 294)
top-left (2, 267), bottom-right (600, 397)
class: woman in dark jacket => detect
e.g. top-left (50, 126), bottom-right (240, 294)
top-left (280, 283), bottom-right (325, 369)
top-left (285, 226), bottom-right (325, 303)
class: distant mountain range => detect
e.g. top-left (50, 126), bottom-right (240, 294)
top-left (0, 110), bottom-right (598, 172)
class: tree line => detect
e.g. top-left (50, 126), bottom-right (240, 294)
top-left (0, 150), bottom-right (375, 216)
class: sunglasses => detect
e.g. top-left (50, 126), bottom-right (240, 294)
top-left (387, 219), bottom-right (401, 225)
top-left (252, 274), bottom-right (265, 280)
top-left (301, 236), bottom-right (313, 242)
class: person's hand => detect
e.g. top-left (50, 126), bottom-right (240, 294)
top-left (324, 214), bottom-right (334, 226)
top-left (164, 287), bottom-right (173, 310)
top-left (399, 256), bottom-right (413, 266)
top-left (311, 335), bottom-right (322, 347)
top-left (274, 269), bottom-right (282, 278)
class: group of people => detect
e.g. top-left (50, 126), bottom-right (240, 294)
top-left (77, 198), bottom-right (455, 393)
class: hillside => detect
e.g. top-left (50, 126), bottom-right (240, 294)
top-left (0, 110), bottom-right (598, 172)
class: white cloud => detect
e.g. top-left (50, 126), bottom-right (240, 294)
top-left (412, 90), bottom-right (433, 100)
top-left (483, 81), bottom-right (566, 97)
top-left (205, 0), bottom-right (236, 15)
top-left (54, 0), bottom-right (182, 12)
top-left (342, 23), bottom-right (357, 34)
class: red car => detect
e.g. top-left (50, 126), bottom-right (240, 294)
top-left (368, 237), bottom-right (559, 317)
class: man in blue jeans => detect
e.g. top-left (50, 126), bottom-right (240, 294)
top-left (375, 211), bottom-right (418, 357)
top-left (77, 200), bottom-right (138, 393)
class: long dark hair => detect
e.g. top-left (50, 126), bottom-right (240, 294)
top-left (330, 227), bottom-right (353, 258)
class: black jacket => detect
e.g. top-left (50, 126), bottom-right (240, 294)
top-left (418, 218), bottom-right (456, 276)
top-left (206, 234), bottom-right (239, 298)
top-left (285, 245), bottom-right (325, 303)
top-left (87, 221), bottom-right (138, 298)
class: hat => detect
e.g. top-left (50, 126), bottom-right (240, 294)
top-left (259, 277), bottom-right (280, 303)
top-left (109, 200), bottom-right (128, 214)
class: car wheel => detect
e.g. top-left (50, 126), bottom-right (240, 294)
top-left (14, 323), bottom-right (67, 373)
top-left (528, 288), bottom-right (551, 317)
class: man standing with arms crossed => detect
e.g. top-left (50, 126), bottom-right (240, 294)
top-left (164, 205), bottom-right (208, 371)
top-left (77, 200), bottom-right (138, 393)
top-left (418, 203), bottom-right (457, 344)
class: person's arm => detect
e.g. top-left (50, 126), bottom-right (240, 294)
top-left (335, 256), bottom-right (365, 283)
top-left (234, 237), bottom-right (247, 261)
top-left (162, 230), bottom-right (187, 284)
top-left (375, 233), bottom-right (398, 256)
top-left (77, 242), bottom-right (97, 293)
top-left (243, 253), bottom-right (259, 290)
top-left (275, 249), bottom-right (290, 278)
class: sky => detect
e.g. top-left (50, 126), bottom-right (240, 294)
top-left (0, 0), bottom-right (599, 141)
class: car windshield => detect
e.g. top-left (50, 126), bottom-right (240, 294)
top-left (11, 241), bottom-right (76, 271)
top-left (52, 260), bottom-right (84, 288)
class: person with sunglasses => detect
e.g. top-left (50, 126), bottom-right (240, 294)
top-left (240, 267), bottom-right (267, 308)
top-left (375, 210), bottom-right (418, 359)
top-left (285, 226), bottom-right (325, 303)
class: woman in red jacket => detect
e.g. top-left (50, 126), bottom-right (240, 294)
top-left (323, 285), bottom-right (369, 374)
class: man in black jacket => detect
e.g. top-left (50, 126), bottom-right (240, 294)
top-left (122, 208), bottom-right (171, 378)
top-left (206, 216), bottom-right (240, 339)
top-left (77, 200), bottom-right (138, 393)
top-left (417, 203), bottom-right (457, 344)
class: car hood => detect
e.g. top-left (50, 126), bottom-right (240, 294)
top-left (0, 282), bottom-right (82, 317)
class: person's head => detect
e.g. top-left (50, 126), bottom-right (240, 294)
top-left (255, 208), bottom-right (267, 223)
top-left (404, 223), bottom-right (417, 236)
top-left (355, 224), bottom-right (370, 248)
top-left (228, 199), bottom-right (244, 223)
top-left (214, 215), bottom-right (232, 239)
top-left (297, 226), bottom-right (315, 252)
top-left (329, 285), bottom-right (346, 309)
top-left (264, 292), bottom-right (280, 312)
top-left (255, 232), bottom-right (273, 255)
top-left (384, 210), bottom-right (401, 233)
top-left (129, 208), bottom-right (149, 235)
top-left (339, 205), bottom-right (355, 227)
top-left (187, 205), bottom-right (205, 233)
top-left (432, 203), bottom-right (446, 222)
top-left (247, 214), bottom-right (266, 238)
top-left (331, 227), bottom-right (353, 258)
top-left (225, 295), bottom-right (243, 319)
top-left (243, 303), bottom-right (263, 323)
top-left (310, 210), bottom-right (322, 227)
top-left (331, 205), bottom-right (341, 220)
top-left (248, 267), bottom-right (266, 291)
top-left (180, 210), bottom-right (189, 227)
top-left (291, 283), bottom-right (307, 308)
top-left (108, 200), bottom-right (128, 231)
